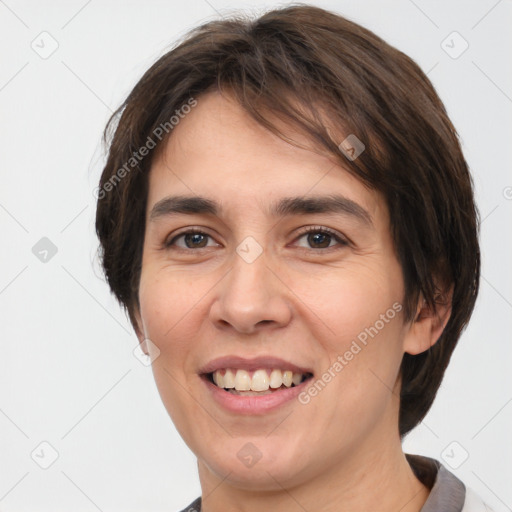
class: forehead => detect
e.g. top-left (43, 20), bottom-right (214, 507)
top-left (147, 90), bottom-right (386, 224)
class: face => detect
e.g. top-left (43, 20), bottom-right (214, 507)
top-left (136, 90), bottom-right (416, 490)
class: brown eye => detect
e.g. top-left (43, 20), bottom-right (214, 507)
top-left (182, 232), bottom-right (209, 248)
top-left (295, 226), bottom-right (348, 250)
top-left (165, 229), bottom-right (216, 249)
top-left (307, 231), bottom-right (332, 248)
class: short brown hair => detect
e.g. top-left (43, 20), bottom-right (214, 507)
top-left (95, 3), bottom-right (480, 436)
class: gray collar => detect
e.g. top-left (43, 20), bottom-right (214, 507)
top-left (408, 454), bottom-right (466, 512)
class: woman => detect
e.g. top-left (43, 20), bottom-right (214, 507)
top-left (95, 5), bottom-right (490, 511)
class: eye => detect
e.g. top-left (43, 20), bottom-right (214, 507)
top-left (294, 226), bottom-right (348, 250)
top-left (164, 226), bottom-right (348, 251)
top-left (165, 229), bottom-right (218, 250)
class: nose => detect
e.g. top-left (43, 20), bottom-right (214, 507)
top-left (209, 244), bottom-right (293, 334)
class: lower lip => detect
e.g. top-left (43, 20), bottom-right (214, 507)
top-left (202, 376), bottom-right (311, 414)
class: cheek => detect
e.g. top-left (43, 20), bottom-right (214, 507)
top-left (138, 268), bottom-right (206, 349)
top-left (138, 271), bottom-right (206, 445)
top-left (291, 259), bottom-right (405, 414)
top-left (290, 258), bottom-right (404, 341)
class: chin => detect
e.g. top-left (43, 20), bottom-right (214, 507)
top-left (199, 438), bottom-right (310, 490)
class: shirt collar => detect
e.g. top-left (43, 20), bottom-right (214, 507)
top-left (407, 454), bottom-right (466, 512)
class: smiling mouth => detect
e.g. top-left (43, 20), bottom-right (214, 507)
top-left (205, 368), bottom-right (314, 396)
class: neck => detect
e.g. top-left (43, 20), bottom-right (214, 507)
top-left (197, 437), bottom-right (429, 512)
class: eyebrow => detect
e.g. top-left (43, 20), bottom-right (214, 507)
top-left (149, 194), bottom-right (372, 226)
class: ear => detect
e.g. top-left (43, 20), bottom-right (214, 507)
top-left (132, 307), bottom-right (147, 351)
top-left (403, 286), bottom-right (453, 356)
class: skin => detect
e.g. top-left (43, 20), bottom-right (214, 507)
top-left (134, 90), bottom-right (450, 512)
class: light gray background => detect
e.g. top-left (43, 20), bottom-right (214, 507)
top-left (1, 1), bottom-right (511, 511)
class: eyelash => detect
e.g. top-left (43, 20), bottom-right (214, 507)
top-left (164, 226), bottom-right (349, 252)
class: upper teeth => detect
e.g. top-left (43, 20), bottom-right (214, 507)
top-left (212, 368), bottom-right (305, 391)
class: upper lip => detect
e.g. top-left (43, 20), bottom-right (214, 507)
top-left (199, 355), bottom-right (314, 375)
